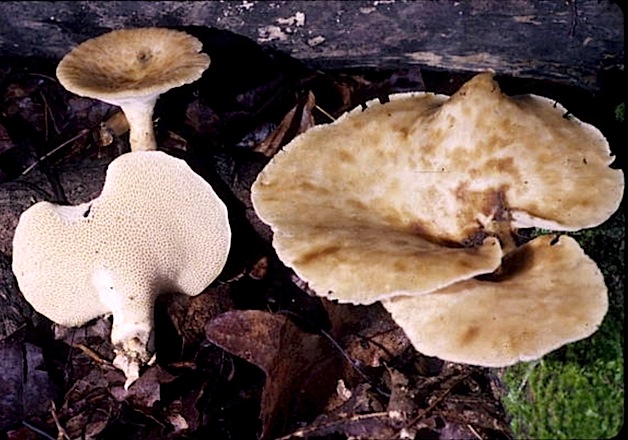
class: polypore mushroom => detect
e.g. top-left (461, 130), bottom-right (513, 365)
top-left (252, 72), bottom-right (623, 304)
top-left (382, 235), bottom-right (608, 367)
top-left (56, 27), bottom-right (210, 151)
top-left (251, 72), bottom-right (623, 366)
top-left (12, 151), bottom-right (231, 387)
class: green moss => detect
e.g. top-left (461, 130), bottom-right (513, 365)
top-left (502, 210), bottom-right (624, 439)
top-left (503, 353), bottom-right (623, 439)
top-left (615, 102), bottom-right (625, 122)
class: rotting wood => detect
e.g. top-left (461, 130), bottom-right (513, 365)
top-left (0, 0), bottom-right (623, 91)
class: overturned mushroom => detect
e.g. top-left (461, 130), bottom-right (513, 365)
top-left (251, 72), bottom-right (623, 366)
top-left (12, 152), bottom-right (231, 387)
top-left (56, 27), bottom-right (210, 151)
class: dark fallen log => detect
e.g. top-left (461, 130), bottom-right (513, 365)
top-left (0, 0), bottom-right (623, 91)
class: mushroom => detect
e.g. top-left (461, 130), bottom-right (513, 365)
top-left (252, 72), bottom-right (623, 303)
top-left (13, 28), bottom-right (229, 387)
top-left (12, 151), bottom-right (231, 387)
top-left (251, 72), bottom-right (623, 365)
top-left (382, 234), bottom-right (608, 367)
top-left (56, 27), bottom-right (210, 151)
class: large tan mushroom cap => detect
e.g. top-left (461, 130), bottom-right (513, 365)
top-left (12, 151), bottom-right (230, 384)
top-left (56, 27), bottom-right (210, 104)
top-left (382, 235), bottom-right (608, 367)
top-left (251, 72), bottom-right (622, 303)
top-left (253, 72), bottom-right (622, 244)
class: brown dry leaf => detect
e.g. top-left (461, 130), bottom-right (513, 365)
top-left (95, 109), bottom-right (128, 148)
top-left (205, 310), bottom-right (342, 439)
top-left (110, 365), bottom-right (177, 408)
top-left (168, 285), bottom-right (235, 348)
top-left (0, 341), bottom-right (58, 430)
top-left (324, 301), bottom-right (410, 368)
top-left (162, 390), bottom-right (204, 435)
top-left (184, 98), bottom-right (222, 137)
top-left (253, 90), bottom-right (315, 157)
top-left (0, 122), bottom-right (13, 154)
top-left (59, 368), bottom-right (123, 440)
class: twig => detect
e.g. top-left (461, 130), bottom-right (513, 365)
top-left (21, 128), bottom-right (91, 176)
top-left (50, 401), bottom-right (71, 440)
top-left (517, 359), bottom-right (540, 394)
top-left (274, 411), bottom-right (391, 440)
top-left (568, 0), bottom-right (578, 37)
top-left (314, 104), bottom-right (336, 122)
top-left (396, 371), bottom-right (472, 436)
top-left (467, 424), bottom-right (483, 440)
top-left (72, 343), bottom-right (114, 367)
top-left (39, 91), bottom-right (61, 135)
top-left (0, 323), bottom-right (27, 343)
top-left (22, 421), bottom-right (56, 440)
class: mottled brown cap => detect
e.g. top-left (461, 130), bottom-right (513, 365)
top-left (251, 72), bottom-right (623, 304)
top-left (382, 235), bottom-right (608, 367)
top-left (56, 27), bottom-right (210, 105)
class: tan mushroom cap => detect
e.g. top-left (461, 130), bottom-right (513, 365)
top-left (12, 151), bottom-right (230, 383)
top-left (56, 27), bottom-right (210, 104)
top-left (56, 27), bottom-right (210, 151)
top-left (382, 235), bottom-right (608, 367)
top-left (273, 226), bottom-right (502, 304)
top-left (253, 72), bottom-right (623, 244)
top-left (251, 71), bottom-right (622, 303)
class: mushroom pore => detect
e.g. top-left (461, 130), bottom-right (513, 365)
top-left (12, 152), bottom-right (231, 388)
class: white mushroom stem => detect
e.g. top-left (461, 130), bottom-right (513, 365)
top-left (94, 266), bottom-right (155, 388)
top-left (115, 97), bottom-right (159, 151)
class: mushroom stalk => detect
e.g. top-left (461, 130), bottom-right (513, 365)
top-left (118, 97), bottom-right (159, 151)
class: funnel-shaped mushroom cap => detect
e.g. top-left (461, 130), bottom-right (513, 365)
top-left (56, 27), bottom-right (210, 105)
top-left (251, 72), bottom-right (622, 304)
top-left (382, 235), bottom-right (608, 367)
top-left (56, 28), bottom-right (210, 152)
top-left (12, 151), bottom-right (230, 384)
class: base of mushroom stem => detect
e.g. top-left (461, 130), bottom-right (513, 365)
top-left (112, 341), bottom-right (155, 390)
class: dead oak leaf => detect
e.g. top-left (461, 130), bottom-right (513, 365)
top-left (205, 310), bottom-right (342, 440)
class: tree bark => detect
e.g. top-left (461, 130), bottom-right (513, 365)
top-left (0, 1), bottom-right (623, 91)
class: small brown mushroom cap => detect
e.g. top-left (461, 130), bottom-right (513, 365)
top-left (12, 151), bottom-right (230, 384)
top-left (56, 27), bottom-right (210, 152)
top-left (382, 235), bottom-right (608, 367)
top-left (56, 27), bottom-right (210, 104)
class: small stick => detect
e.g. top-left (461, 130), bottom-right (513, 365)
top-left (21, 421), bottom-right (56, 440)
top-left (315, 104), bottom-right (336, 122)
top-left (72, 343), bottom-right (113, 367)
top-left (21, 129), bottom-right (91, 176)
top-left (467, 424), bottom-right (483, 440)
top-left (50, 401), bottom-right (71, 440)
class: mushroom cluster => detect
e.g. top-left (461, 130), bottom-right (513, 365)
top-left (251, 72), bottom-right (624, 367)
top-left (12, 28), bottom-right (231, 388)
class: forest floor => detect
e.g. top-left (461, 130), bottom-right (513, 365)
top-left (0, 27), bottom-right (624, 440)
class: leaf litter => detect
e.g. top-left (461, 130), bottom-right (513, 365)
top-left (5, 25), bottom-right (613, 439)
